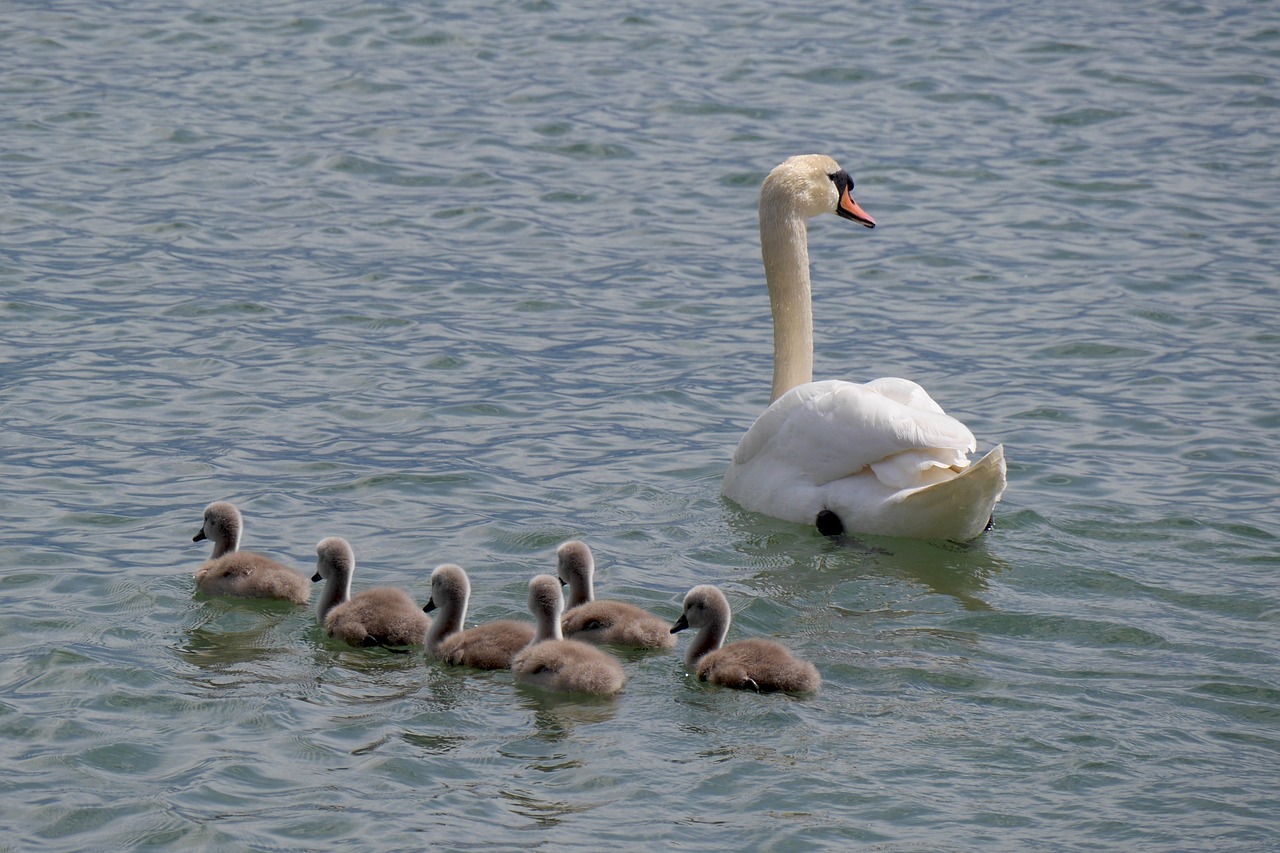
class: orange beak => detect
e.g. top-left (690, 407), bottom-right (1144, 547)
top-left (836, 184), bottom-right (876, 228)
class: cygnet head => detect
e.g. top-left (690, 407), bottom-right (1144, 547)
top-left (423, 563), bottom-right (470, 651)
top-left (671, 584), bottom-right (731, 638)
top-left (762, 154), bottom-right (876, 228)
top-left (193, 501), bottom-right (243, 556)
top-left (312, 536), bottom-right (356, 583)
top-left (424, 563), bottom-right (470, 619)
top-left (556, 540), bottom-right (595, 608)
top-left (671, 585), bottom-right (736, 671)
top-left (527, 573), bottom-right (566, 642)
top-left (311, 535), bottom-right (356, 620)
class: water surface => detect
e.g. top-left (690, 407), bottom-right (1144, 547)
top-left (2, 1), bottom-right (1278, 849)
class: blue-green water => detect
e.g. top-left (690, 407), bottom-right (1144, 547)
top-left (2, 1), bottom-right (1277, 849)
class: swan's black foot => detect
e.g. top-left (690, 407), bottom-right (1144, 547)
top-left (816, 509), bottom-right (844, 537)
top-left (985, 514), bottom-right (995, 532)
top-left (815, 509), bottom-right (894, 555)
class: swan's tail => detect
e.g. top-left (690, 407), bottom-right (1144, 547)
top-left (898, 444), bottom-right (1006, 541)
top-left (816, 445), bottom-right (1006, 542)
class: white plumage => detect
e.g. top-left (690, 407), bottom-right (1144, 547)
top-left (722, 155), bottom-right (1006, 541)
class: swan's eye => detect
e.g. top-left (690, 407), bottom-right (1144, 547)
top-left (828, 171), bottom-right (854, 191)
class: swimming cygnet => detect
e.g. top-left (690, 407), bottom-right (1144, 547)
top-left (423, 563), bottom-right (535, 669)
top-left (191, 501), bottom-right (310, 604)
top-left (312, 536), bottom-right (430, 649)
top-left (510, 574), bottom-right (625, 696)
top-left (556, 540), bottom-right (677, 651)
top-left (670, 585), bottom-right (820, 694)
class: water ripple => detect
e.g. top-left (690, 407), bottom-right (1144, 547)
top-left (2, 0), bottom-right (1278, 849)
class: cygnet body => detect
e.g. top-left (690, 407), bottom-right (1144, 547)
top-left (312, 536), bottom-right (430, 648)
top-left (511, 574), bottom-right (625, 696)
top-left (557, 540), bottom-right (676, 650)
top-left (191, 501), bottom-right (309, 604)
top-left (423, 563), bottom-right (535, 669)
top-left (671, 585), bottom-right (820, 694)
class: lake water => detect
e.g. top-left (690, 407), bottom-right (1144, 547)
top-left (2, 0), bottom-right (1278, 849)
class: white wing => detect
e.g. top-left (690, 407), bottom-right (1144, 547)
top-left (723, 378), bottom-right (1003, 536)
top-left (730, 379), bottom-right (976, 483)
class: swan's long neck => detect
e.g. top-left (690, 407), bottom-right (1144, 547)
top-left (210, 535), bottom-right (235, 560)
top-left (529, 576), bottom-right (565, 643)
top-left (210, 518), bottom-right (241, 559)
top-left (685, 610), bottom-right (730, 670)
top-left (426, 585), bottom-right (466, 652)
top-left (565, 565), bottom-right (594, 609)
top-left (316, 569), bottom-right (351, 624)
top-left (761, 206), bottom-right (814, 402)
top-left (535, 602), bottom-right (563, 643)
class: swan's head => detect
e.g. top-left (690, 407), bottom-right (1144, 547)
top-left (528, 573), bottom-right (566, 641)
top-left (670, 584), bottom-right (731, 635)
top-left (528, 573), bottom-right (565, 620)
top-left (424, 563), bottom-right (470, 614)
top-left (555, 540), bottom-right (593, 585)
top-left (312, 536), bottom-right (355, 583)
top-left (761, 154), bottom-right (875, 228)
top-left (194, 500), bottom-right (243, 549)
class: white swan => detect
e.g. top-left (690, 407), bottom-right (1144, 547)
top-left (722, 154), bottom-right (1007, 542)
top-left (191, 501), bottom-right (310, 604)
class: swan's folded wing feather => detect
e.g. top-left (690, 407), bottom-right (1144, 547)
top-left (863, 377), bottom-right (947, 415)
top-left (869, 448), bottom-right (967, 490)
top-left (733, 380), bottom-right (976, 481)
